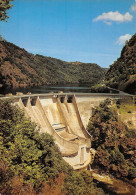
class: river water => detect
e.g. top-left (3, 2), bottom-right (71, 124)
top-left (0, 84), bottom-right (92, 95)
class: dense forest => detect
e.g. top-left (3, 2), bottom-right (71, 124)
top-left (0, 39), bottom-right (106, 88)
top-left (0, 100), bottom-right (105, 195)
top-left (105, 33), bottom-right (136, 94)
top-left (87, 99), bottom-right (136, 185)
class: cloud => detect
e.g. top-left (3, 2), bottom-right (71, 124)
top-left (93, 11), bottom-right (133, 24)
top-left (131, 0), bottom-right (136, 11)
top-left (116, 34), bottom-right (132, 45)
top-left (104, 21), bottom-right (112, 25)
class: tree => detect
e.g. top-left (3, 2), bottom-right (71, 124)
top-left (0, 0), bottom-right (14, 21)
top-left (0, 100), bottom-right (105, 194)
top-left (87, 99), bottom-right (136, 182)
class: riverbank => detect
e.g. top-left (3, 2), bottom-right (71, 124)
top-left (91, 172), bottom-right (135, 195)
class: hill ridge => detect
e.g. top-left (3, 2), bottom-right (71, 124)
top-left (105, 33), bottom-right (136, 94)
top-left (0, 40), bottom-right (106, 88)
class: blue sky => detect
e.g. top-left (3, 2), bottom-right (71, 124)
top-left (0, 0), bottom-right (136, 67)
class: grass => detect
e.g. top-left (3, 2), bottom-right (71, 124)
top-left (111, 100), bottom-right (136, 131)
top-left (114, 99), bottom-right (136, 114)
top-left (117, 103), bottom-right (136, 114)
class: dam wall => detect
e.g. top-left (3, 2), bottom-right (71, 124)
top-left (2, 92), bottom-right (133, 170)
top-left (76, 95), bottom-right (111, 127)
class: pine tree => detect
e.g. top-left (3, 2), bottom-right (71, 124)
top-left (0, 0), bottom-right (14, 21)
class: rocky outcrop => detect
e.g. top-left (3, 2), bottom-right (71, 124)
top-left (92, 172), bottom-right (135, 195)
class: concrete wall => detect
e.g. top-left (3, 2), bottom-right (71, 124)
top-left (57, 97), bottom-right (85, 137)
top-left (63, 144), bottom-right (91, 169)
top-left (73, 95), bottom-right (91, 138)
top-left (76, 96), bottom-right (111, 127)
top-left (15, 96), bottom-right (80, 155)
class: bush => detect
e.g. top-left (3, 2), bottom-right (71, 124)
top-left (87, 100), bottom-right (135, 182)
top-left (110, 149), bottom-right (125, 165)
top-left (0, 100), bottom-right (105, 194)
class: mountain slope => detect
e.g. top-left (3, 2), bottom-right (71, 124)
top-left (0, 40), bottom-right (106, 88)
top-left (105, 33), bottom-right (136, 94)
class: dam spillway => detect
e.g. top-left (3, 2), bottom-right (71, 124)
top-left (2, 93), bottom-right (133, 170)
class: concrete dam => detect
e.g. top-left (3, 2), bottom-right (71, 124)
top-left (3, 93), bottom-right (133, 170)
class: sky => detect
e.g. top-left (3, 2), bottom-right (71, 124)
top-left (0, 0), bottom-right (136, 68)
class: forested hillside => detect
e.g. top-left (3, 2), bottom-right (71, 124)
top-left (0, 40), bottom-right (106, 88)
top-left (105, 33), bottom-right (136, 94)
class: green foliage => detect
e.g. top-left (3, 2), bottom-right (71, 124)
top-left (0, 100), bottom-right (105, 194)
top-left (105, 33), bottom-right (136, 94)
top-left (65, 171), bottom-right (105, 195)
top-left (0, 100), bottom-right (69, 192)
top-left (91, 84), bottom-right (110, 93)
top-left (115, 99), bottom-right (135, 114)
top-left (116, 100), bottom-right (121, 109)
top-left (126, 129), bottom-right (136, 138)
top-left (87, 99), bottom-right (119, 148)
top-left (65, 172), bottom-right (89, 195)
top-left (0, 0), bottom-right (14, 21)
top-left (87, 100), bottom-right (136, 182)
top-left (128, 167), bottom-right (136, 178)
top-left (80, 171), bottom-right (105, 195)
top-left (110, 148), bottom-right (125, 165)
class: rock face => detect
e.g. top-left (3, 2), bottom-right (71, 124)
top-left (0, 40), bottom-right (106, 88)
top-left (92, 173), bottom-right (136, 195)
top-left (105, 33), bottom-right (136, 94)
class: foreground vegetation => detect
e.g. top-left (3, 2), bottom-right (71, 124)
top-left (87, 99), bottom-right (136, 185)
top-left (0, 100), bottom-right (105, 195)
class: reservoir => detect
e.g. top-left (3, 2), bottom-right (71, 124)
top-left (0, 84), bottom-right (92, 95)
